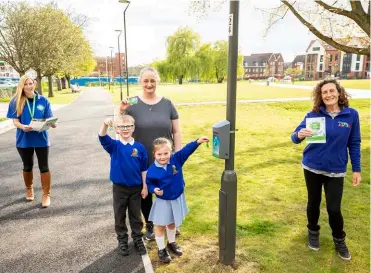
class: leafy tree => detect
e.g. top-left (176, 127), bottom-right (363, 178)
top-left (166, 27), bottom-right (200, 84)
top-left (0, 1), bottom-right (34, 75)
top-left (194, 43), bottom-right (214, 82)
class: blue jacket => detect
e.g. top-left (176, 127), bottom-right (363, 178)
top-left (99, 135), bottom-right (148, 186)
top-left (146, 140), bottom-right (199, 200)
top-left (7, 92), bottom-right (53, 148)
top-left (291, 106), bottom-right (361, 173)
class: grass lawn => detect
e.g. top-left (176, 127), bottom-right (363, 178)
top-left (110, 83), bottom-right (312, 104)
top-left (0, 117), bottom-right (6, 121)
top-left (293, 79), bottom-right (370, 90)
top-left (146, 99), bottom-right (370, 273)
top-left (0, 88), bottom-right (80, 104)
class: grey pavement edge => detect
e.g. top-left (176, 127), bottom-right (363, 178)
top-left (0, 88), bottom-right (153, 273)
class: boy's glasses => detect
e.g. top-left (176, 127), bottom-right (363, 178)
top-left (117, 125), bottom-right (134, 131)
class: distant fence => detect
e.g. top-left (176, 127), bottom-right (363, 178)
top-left (71, 77), bottom-right (139, 86)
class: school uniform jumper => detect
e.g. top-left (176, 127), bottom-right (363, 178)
top-left (291, 106), bottom-right (361, 238)
top-left (146, 140), bottom-right (200, 227)
top-left (99, 135), bottom-right (148, 242)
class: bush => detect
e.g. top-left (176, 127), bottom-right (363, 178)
top-left (0, 87), bottom-right (16, 99)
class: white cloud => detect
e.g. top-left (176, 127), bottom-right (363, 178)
top-left (26, 0), bottom-right (315, 64)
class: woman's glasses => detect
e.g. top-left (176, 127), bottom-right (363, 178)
top-left (117, 125), bottom-right (134, 131)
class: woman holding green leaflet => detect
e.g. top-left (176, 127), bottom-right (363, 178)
top-left (7, 75), bottom-right (56, 208)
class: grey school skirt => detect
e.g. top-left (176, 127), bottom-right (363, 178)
top-left (148, 193), bottom-right (189, 227)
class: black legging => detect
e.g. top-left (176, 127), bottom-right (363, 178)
top-left (304, 169), bottom-right (345, 239)
top-left (17, 147), bottom-right (49, 173)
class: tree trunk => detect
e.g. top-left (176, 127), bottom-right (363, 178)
top-left (217, 77), bottom-right (224, 83)
top-left (56, 77), bottom-right (62, 91)
top-left (178, 75), bottom-right (183, 85)
top-left (61, 77), bottom-right (66, 89)
top-left (36, 70), bottom-right (43, 95)
top-left (48, 75), bottom-right (54, 98)
top-left (66, 75), bottom-right (71, 88)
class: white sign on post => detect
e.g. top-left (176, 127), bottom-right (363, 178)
top-left (228, 14), bottom-right (233, 36)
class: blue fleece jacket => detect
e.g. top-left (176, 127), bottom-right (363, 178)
top-left (99, 135), bottom-right (148, 186)
top-left (291, 106), bottom-right (361, 173)
top-left (146, 140), bottom-right (199, 200)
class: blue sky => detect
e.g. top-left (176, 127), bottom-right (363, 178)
top-left (29, 0), bottom-right (316, 65)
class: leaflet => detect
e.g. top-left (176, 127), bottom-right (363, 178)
top-left (306, 117), bottom-right (326, 143)
top-left (29, 117), bottom-right (58, 132)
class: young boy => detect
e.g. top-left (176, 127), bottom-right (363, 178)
top-left (98, 114), bottom-right (148, 256)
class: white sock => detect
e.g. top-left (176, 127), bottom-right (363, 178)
top-left (155, 235), bottom-right (165, 250)
top-left (167, 228), bottom-right (176, 243)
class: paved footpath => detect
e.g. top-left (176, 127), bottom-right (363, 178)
top-left (0, 88), bottom-right (152, 273)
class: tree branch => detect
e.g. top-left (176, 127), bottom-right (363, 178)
top-left (315, 0), bottom-right (369, 36)
top-left (282, 0), bottom-right (369, 55)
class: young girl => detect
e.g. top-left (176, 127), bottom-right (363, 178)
top-left (146, 136), bottom-right (209, 263)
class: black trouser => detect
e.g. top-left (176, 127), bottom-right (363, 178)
top-left (304, 169), bottom-right (345, 239)
top-left (113, 183), bottom-right (143, 242)
top-left (17, 147), bottom-right (49, 173)
top-left (141, 193), bottom-right (153, 225)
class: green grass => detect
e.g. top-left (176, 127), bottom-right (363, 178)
top-left (0, 117), bottom-right (6, 121)
top-left (0, 88), bottom-right (80, 104)
top-left (147, 99), bottom-right (370, 273)
top-left (293, 79), bottom-right (370, 90)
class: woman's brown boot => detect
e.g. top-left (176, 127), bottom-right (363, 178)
top-left (40, 172), bottom-right (51, 208)
top-left (23, 171), bottom-right (34, 201)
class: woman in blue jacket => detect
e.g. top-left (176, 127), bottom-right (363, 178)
top-left (291, 79), bottom-right (361, 261)
top-left (7, 75), bottom-right (56, 208)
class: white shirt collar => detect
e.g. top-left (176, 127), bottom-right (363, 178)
top-left (154, 160), bottom-right (170, 169)
top-left (120, 137), bottom-right (135, 146)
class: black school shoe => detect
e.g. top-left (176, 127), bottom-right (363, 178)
top-left (167, 242), bottom-right (183, 256)
top-left (117, 240), bottom-right (129, 256)
top-left (158, 248), bottom-right (172, 263)
top-left (134, 239), bottom-right (147, 255)
top-left (308, 229), bottom-right (320, 251)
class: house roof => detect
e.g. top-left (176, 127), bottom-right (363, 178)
top-left (243, 53), bottom-right (273, 65)
top-left (292, 55), bottom-right (306, 63)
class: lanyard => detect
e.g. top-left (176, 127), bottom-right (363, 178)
top-left (25, 95), bottom-right (36, 119)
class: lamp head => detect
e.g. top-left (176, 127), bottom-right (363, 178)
top-left (118, 0), bottom-right (130, 3)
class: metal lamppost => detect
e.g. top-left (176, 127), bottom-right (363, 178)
top-left (109, 47), bottom-right (114, 91)
top-left (115, 29), bottom-right (123, 101)
top-left (219, 0), bottom-right (240, 266)
top-left (118, 0), bottom-right (131, 97)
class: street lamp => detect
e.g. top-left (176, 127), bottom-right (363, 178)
top-left (109, 46), bottom-right (114, 91)
top-left (115, 29), bottom-right (123, 101)
top-left (118, 0), bottom-right (131, 97)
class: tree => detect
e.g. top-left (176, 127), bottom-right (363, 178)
top-left (195, 43), bottom-right (214, 82)
top-left (166, 27), bottom-right (200, 84)
top-left (0, 1), bottom-right (35, 75)
top-left (188, 0), bottom-right (370, 56)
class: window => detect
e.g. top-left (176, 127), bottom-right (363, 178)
top-left (356, 63), bottom-right (360, 70)
top-left (356, 55), bottom-right (361, 61)
top-left (320, 55), bottom-right (323, 62)
top-left (312, 47), bottom-right (320, 51)
top-left (329, 55), bottom-right (333, 62)
top-left (319, 64), bottom-right (323, 70)
top-left (335, 54), bottom-right (339, 61)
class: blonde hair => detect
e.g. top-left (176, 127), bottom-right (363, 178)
top-left (115, 114), bottom-right (135, 125)
top-left (139, 67), bottom-right (161, 83)
top-left (153, 137), bottom-right (172, 154)
top-left (13, 75), bottom-right (35, 116)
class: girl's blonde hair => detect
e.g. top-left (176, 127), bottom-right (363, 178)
top-left (153, 137), bottom-right (172, 154)
top-left (13, 75), bottom-right (35, 116)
